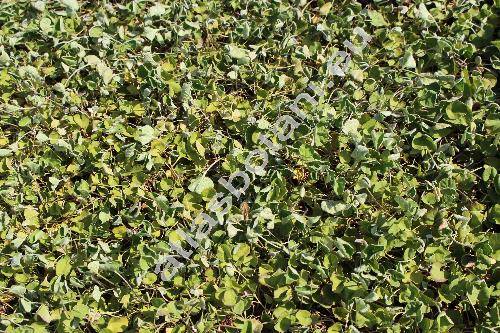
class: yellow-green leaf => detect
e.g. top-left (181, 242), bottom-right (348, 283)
top-left (107, 316), bottom-right (129, 333)
top-left (55, 256), bottom-right (72, 276)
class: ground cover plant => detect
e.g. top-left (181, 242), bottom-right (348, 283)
top-left (0, 0), bottom-right (499, 332)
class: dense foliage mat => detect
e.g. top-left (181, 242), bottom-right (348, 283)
top-left (0, 0), bottom-right (499, 332)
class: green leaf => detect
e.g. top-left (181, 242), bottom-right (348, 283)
top-left (89, 26), bottom-right (103, 38)
top-left (73, 114), bottom-right (90, 129)
top-left (168, 80), bottom-right (182, 96)
top-left (240, 321), bottom-right (253, 333)
top-left (368, 10), bottom-right (388, 27)
top-left (148, 4), bottom-right (166, 17)
top-left (298, 144), bottom-right (321, 162)
top-left (436, 312), bottom-right (454, 331)
top-left (485, 115), bottom-right (500, 134)
top-left (0, 1), bottom-right (497, 330)
top-left (97, 63), bottom-right (114, 84)
top-left (401, 52), bottom-right (416, 68)
top-left (296, 310), bottom-right (313, 326)
top-left (412, 133), bottom-right (436, 152)
top-left (330, 272), bottom-right (343, 290)
top-left (342, 119), bottom-right (360, 137)
top-left (36, 304), bottom-right (52, 323)
top-left (143, 272), bottom-right (158, 285)
top-left (274, 317), bottom-right (292, 332)
top-left (99, 211), bottom-right (111, 222)
top-left (227, 44), bottom-right (249, 60)
top-left (188, 176), bottom-right (214, 194)
top-left (422, 192), bottom-right (437, 205)
top-left (478, 284), bottom-right (491, 307)
top-left (20, 297), bottom-right (32, 312)
top-left (0, 148), bottom-right (12, 157)
top-left (321, 201), bottom-right (348, 215)
top-left (112, 225), bottom-right (127, 239)
top-left (136, 125), bottom-right (156, 145)
top-left (446, 101), bottom-right (471, 125)
top-left (351, 144), bottom-right (369, 161)
top-left (87, 261), bottom-right (100, 274)
top-left (85, 55), bottom-right (101, 66)
top-left (222, 289), bottom-right (238, 306)
top-left (19, 117), bottom-right (31, 127)
top-left (59, 0), bottom-right (79, 11)
top-left (334, 237), bottom-right (355, 259)
top-left (417, 3), bottom-right (434, 22)
top-left (32, 1), bottom-right (46, 11)
top-left (429, 263), bottom-right (447, 282)
top-left (233, 243), bottom-right (250, 261)
top-left (143, 27), bottom-right (158, 41)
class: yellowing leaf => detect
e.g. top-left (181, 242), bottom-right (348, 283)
top-left (60, 0), bottom-right (79, 11)
top-left (368, 10), bottom-right (388, 27)
top-left (55, 256), bottom-right (72, 276)
top-left (112, 225), bottom-right (127, 239)
top-left (97, 63), bottom-right (114, 84)
top-left (430, 263), bottom-right (447, 282)
top-left (223, 289), bottom-right (237, 306)
top-left (296, 310), bottom-right (312, 326)
top-left (319, 2), bottom-right (332, 16)
top-left (107, 316), bottom-right (129, 333)
top-left (36, 304), bottom-right (52, 323)
top-left (23, 206), bottom-right (39, 226)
